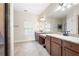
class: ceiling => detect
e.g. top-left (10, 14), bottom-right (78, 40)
top-left (45, 3), bottom-right (79, 19)
top-left (14, 3), bottom-right (50, 15)
top-left (14, 3), bottom-right (79, 19)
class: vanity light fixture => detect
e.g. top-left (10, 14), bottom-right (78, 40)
top-left (40, 17), bottom-right (46, 21)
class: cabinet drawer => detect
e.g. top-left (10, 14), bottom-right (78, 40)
top-left (63, 40), bottom-right (79, 53)
top-left (51, 37), bottom-right (61, 44)
top-left (63, 48), bottom-right (79, 56)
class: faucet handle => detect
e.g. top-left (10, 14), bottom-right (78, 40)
top-left (67, 31), bottom-right (70, 32)
top-left (66, 31), bottom-right (70, 35)
top-left (66, 31), bottom-right (70, 33)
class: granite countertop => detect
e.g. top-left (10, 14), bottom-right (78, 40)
top-left (39, 34), bottom-right (47, 37)
top-left (39, 33), bottom-right (54, 37)
top-left (47, 34), bottom-right (79, 44)
top-left (38, 32), bottom-right (79, 44)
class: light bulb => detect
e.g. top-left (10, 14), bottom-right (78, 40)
top-left (40, 18), bottom-right (45, 21)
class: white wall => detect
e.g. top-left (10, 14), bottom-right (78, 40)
top-left (14, 11), bottom-right (39, 43)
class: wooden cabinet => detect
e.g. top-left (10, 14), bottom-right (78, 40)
top-left (51, 42), bottom-right (61, 56)
top-left (45, 35), bottom-right (79, 56)
top-left (35, 33), bottom-right (79, 56)
top-left (39, 35), bottom-right (45, 45)
top-left (50, 37), bottom-right (62, 56)
top-left (35, 32), bottom-right (46, 46)
top-left (62, 40), bottom-right (79, 56)
top-left (45, 35), bottom-right (51, 54)
top-left (63, 48), bottom-right (79, 56)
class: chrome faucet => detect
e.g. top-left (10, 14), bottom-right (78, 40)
top-left (63, 31), bottom-right (70, 36)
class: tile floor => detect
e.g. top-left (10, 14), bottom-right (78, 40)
top-left (14, 41), bottom-right (49, 56)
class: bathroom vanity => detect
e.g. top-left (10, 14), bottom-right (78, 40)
top-left (35, 32), bottom-right (46, 45)
top-left (35, 31), bottom-right (79, 56)
top-left (45, 34), bottom-right (79, 56)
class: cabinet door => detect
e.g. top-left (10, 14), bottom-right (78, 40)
top-left (51, 42), bottom-right (61, 56)
top-left (45, 36), bottom-right (50, 54)
top-left (63, 48), bottom-right (79, 56)
top-left (39, 36), bottom-right (45, 45)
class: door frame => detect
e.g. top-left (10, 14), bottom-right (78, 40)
top-left (5, 3), bottom-right (10, 56)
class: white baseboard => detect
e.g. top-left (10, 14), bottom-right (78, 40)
top-left (14, 39), bottom-right (35, 43)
